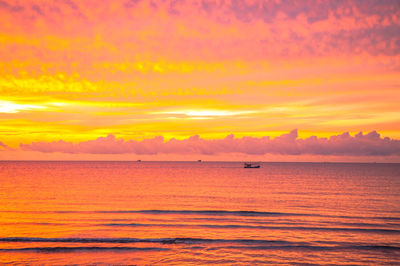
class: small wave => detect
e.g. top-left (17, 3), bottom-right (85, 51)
top-left (0, 238), bottom-right (399, 253)
top-left (102, 223), bottom-right (400, 234)
top-left (101, 210), bottom-right (306, 217)
top-left (0, 246), bottom-right (169, 252)
top-left (0, 237), bottom-right (145, 243)
top-left (0, 237), bottom-right (293, 245)
top-left (206, 245), bottom-right (400, 252)
top-left (376, 217), bottom-right (400, 221)
top-left (2, 209), bottom-right (399, 222)
top-left (1, 245), bottom-right (398, 254)
top-left (0, 222), bottom-right (67, 226)
top-left (335, 222), bottom-right (399, 228)
top-left (0, 209), bottom-right (306, 217)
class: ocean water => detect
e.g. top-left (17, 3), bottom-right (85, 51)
top-left (0, 161), bottom-right (399, 265)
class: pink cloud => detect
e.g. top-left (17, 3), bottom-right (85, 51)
top-left (18, 130), bottom-right (400, 156)
top-left (1, 0), bottom-right (399, 62)
top-left (0, 141), bottom-right (8, 150)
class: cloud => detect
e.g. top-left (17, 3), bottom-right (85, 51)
top-left (61, 0), bottom-right (79, 10)
top-left (18, 130), bottom-right (400, 156)
top-left (0, 0), bottom-right (24, 12)
top-left (1, 0), bottom-right (399, 60)
top-left (0, 141), bottom-right (9, 150)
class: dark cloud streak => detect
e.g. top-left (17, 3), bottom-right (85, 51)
top-left (0, 0), bottom-right (24, 12)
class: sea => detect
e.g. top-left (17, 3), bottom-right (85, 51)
top-left (0, 161), bottom-right (399, 265)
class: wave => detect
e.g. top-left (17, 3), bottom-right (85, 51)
top-left (2, 237), bottom-right (400, 248)
top-left (0, 237), bottom-right (293, 245)
top-left (99, 210), bottom-right (308, 217)
top-left (1, 209), bottom-right (399, 221)
top-left (0, 209), bottom-right (306, 217)
top-left (1, 237), bottom-right (399, 253)
top-left (1, 246), bottom-right (399, 253)
top-left (205, 245), bottom-right (400, 252)
top-left (101, 222), bottom-right (400, 234)
top-left (0, 246), bottom-right (169, 252)
top-left (0, 244), bottom-right (399, 253)
top-left (2, 220), bottom-right (397, 230)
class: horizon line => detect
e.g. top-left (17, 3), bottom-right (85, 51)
top-left (0, 160), bottom-right (398, 164)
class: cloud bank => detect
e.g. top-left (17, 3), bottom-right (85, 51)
top-left (17, 130), bottom-right (400, 156)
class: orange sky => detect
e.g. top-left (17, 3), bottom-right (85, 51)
top-left (0, 0), bottom-right (399, 161)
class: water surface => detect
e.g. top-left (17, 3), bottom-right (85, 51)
top-left (0, 161), bottom-right (399, 265)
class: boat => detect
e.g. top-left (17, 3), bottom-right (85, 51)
top-left (244, 162), bottom-right (260, 168)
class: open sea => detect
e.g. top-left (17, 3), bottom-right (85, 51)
top-left (0, 161), bottom-right (399, 265)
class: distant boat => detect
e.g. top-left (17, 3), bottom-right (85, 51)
top-left (137, 160), bottom-right (142, 162)
top-left (244, 162), bottom-right (260, 168)
top-left (197, 160), bottom-right (202, 162)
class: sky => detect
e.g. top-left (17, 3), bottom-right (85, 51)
top-left (0, 0), bottom-right (399, 161)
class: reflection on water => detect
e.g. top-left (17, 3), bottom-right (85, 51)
top-left (0, 161), bottom-right (399, 264)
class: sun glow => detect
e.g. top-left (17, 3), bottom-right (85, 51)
top-left (0, 101), bottom-right (45, 113)
top-left (156, 109), bottom-right (256, 118)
